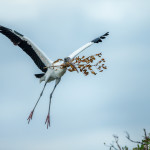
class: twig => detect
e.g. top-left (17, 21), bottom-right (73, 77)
top-left (43, 63), bottom-right (100, 69)
top-left (104, 143), bottom-right (118, 150)
top-left (43, 65), bottom-right (65, 69)
top-left (143, 129), bottom-right (149, 150)
top-left (144, 128), bottom-right (147, 139)
top-left (113, 135), bottom-right (122, 150)
top-left (125, 131), bottom-right (143, 144)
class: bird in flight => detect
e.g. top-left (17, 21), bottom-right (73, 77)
top-left (0, 25), bottom-right (109, 128)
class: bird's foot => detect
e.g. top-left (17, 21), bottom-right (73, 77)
top-left (45, 114), bottom-right (50, 129)
top-left (27, 110), bottom-right (34, 124)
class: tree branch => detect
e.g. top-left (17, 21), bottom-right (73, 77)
top-left (125, 131), bottom-right (143, 144)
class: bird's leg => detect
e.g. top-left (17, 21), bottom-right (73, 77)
top-left (45, 78), bottom-right (61, 129)
top-left (27, 82), bottom-right (47, 124)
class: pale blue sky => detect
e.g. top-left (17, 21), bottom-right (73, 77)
top-left (0, 0), bottom-right (150, 150)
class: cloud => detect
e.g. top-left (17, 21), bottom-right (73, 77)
top-left (82, 0), bottom-right (150, 22)
top-left (0, 0), bottom-right (45, 22)
top-left (83, 1), bottom-right (123, 22)
top-left (1, 0), bottom-right (150, 24)
top-left (0, 1), bottom-right (150, 150)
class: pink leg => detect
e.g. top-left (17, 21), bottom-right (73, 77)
top-left (27, 82), bottom-right (47, 124)
top-left (45, 79), bottom-right (61, 129)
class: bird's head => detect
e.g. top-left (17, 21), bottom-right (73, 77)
top-left (64, 57), bottom-right (71, 63)
top-left (64, 57), bottom-right (78, 73)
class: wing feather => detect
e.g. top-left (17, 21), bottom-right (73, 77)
top-left (0, 25), bottom-right (53, 72)
top-left (68, 32), bottom-right (109, 59)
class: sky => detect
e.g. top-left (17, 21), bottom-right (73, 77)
top-left (0, 0), bottom-right (150, 150)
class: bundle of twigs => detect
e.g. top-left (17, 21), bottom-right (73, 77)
top-left (50, 52), bottom-right (107, 76)
top-left (68, 52), bottom-right (107, 76)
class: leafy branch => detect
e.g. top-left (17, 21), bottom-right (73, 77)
top-left (68, 52), bottom-right (107, 76)
top-left (44, 52), bottom-right (107, 76)
top-left (104, 129), bottom-right (150, 150)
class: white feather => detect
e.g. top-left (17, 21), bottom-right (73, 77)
top-left (68, 42), bottom-right (93, 59)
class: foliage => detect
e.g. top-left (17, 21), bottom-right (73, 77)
top-left (68, 53), bottom-right (107, 75)
top-left (104, 129), bottom-right (150, 150)
top-left (51, 53), bottom-right (107, 76)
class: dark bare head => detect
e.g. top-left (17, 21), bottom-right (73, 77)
top-left (64, 57), bottom-right (71, 63)
top-left (64, 57), bottom-right (78, 73)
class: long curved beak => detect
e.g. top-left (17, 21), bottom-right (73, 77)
top-left (70, 62), bottom-right (79, 73)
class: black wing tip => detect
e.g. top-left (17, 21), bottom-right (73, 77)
top-left (14, 30), bottom-right (23, 37)
top-left (0, 25), bottom-right (11, 31)
top-left (91, 32), bottom-right (109, 43)
top-left (0, 25), bottom-right (23, 36)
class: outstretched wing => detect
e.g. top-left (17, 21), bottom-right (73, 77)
top-left (0, 25), bottom-right (53, 72)
top-left (68, 32), bottom-right (109, 59)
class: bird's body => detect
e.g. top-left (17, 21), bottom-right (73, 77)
top-left (0, 25), bottom-right (109, 128)
top-left (44, 61), bottom-right (67, 83)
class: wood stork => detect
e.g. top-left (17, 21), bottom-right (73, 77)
top-left (0, 25), bottom-right (109, 128)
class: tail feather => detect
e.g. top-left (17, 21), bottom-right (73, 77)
top-left (35, 73), bottom-right (45, 78)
